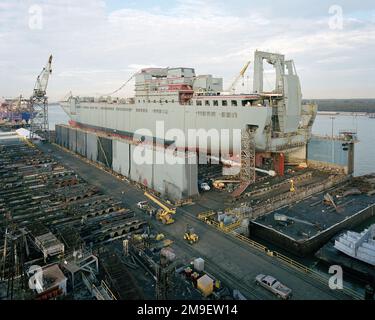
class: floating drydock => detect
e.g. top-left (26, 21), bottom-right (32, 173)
top-left (55, 124), bottom-right (199, 201)
top-left (250, 175), bottom-right (375, 256)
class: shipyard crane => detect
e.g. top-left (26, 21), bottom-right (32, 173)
top-left (227, 60), bottom-right (251, 93)
top-left (29, 55), bottom-right (53, 140)
top-left (144, 192), bottom-right (176, 225)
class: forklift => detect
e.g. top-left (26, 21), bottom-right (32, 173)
top-left (184, 225), bottom-right (199, 244)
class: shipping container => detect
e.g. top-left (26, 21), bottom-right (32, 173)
top-left (197, 274), bottom-right (213, 297)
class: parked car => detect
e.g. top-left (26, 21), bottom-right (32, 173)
top-left (255, 274), bottom-right (292, 299)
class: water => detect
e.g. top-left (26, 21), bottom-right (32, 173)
top-left (48, 105), bottom-right (375, 176)
top-left (312, 114), bottom-right (375, 177)
top-left (48, 104), bottom-right (69, 130)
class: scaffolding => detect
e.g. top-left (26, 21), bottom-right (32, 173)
top-left (231, 125), bottom-right (258, 198)
top-left (1, 226), bottom-right (29, 299)
top-left (155, 250), bottom-right (176, 300)
top-left (61, 249), bottom-right (99, 289)
top-left (240, 125), bottom-right (257, 183)
top-left (29, 95), bottom-right (49, 140)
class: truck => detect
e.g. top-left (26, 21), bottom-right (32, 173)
top-left (255, 274), bottom-right (292, 299)
top-left (144, 192), bottom-right (176, 225)
top-left (183, 225), bottom-right (199, 244)
top-left (136, 201), bottom-right (157, 216)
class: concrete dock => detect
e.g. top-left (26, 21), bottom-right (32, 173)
top-left (36, 139), bottom-right (356, 300)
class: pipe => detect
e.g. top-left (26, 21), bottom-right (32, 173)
top-left (208, 155), bottom-right (276, 176)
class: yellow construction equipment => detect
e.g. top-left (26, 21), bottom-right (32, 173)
top-left (132, 234), bottom-right (143, 242)
top-left (155, 233), bottom-right (165, 241)
top-left (213, 180), bottom-right (241, 190)
top-left (184, 225), bottom-right (199, 244)
top-left (144, 192), bottom-right (176, 225)
top-left (227, 60), bottom-right (251, 93)
top-left (289, 179), bottom-right (295, 192)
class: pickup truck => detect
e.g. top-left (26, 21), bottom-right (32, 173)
top-left (255, 274), bottom-right (292, 299)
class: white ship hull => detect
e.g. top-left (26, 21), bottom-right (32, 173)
top-left (59, 51), bottom-right (317, 156)
top-left (61, 101), bottom-right (275, 152)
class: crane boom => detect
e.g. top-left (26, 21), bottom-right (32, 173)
top-left (144, 192), bottom-right (175, 214)
top-left (144, 192), bottom-right (176, 225)
top-left (33, 55), bottom-right (53, 98)
top-left (227, 60), bottom-right (251, 93)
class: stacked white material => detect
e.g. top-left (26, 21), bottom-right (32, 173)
top-left (15, 128), bottom-right (42, 140)
top-left (334, 225), bottom-right (375, 266)
top-left (194, 258), bottom-right (205, 272)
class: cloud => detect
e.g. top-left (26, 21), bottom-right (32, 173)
top-left (0, 0), bottom-right (374, 100)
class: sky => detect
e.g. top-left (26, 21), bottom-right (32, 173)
top-left (0, 0), bottom-right (374, 101)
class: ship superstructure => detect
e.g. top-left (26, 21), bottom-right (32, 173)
top-left (334, 225), bottom-right (375, 266)
top-left (60, 51), bottom-right (317, 161)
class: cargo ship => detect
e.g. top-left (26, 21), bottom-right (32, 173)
top-left (60, 51), bottom-right (317, 159)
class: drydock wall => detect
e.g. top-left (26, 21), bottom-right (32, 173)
top-left (55, 125), bottom-right (199, 200)
top-left (250, 204), bottom-right (375, 257)
top-left (76, 130), bottom-right (87, 157)
top-left (86, 132), bottom-right (98, 162)
top-left (112, 140), bottom-right (130, 177)
top-left (68, 127), bottom-right (77, 153)
top-left (307, 136), bottom-right (354, 174)
top-left (97, 136), bottom-right (113, 168)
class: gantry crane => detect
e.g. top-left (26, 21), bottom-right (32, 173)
top-left (29, 55), bottom-right (53, 140)
top-left (144, 192), bottom-right (176, 225)
top-left (227, 60), bottom-right (251, 93)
